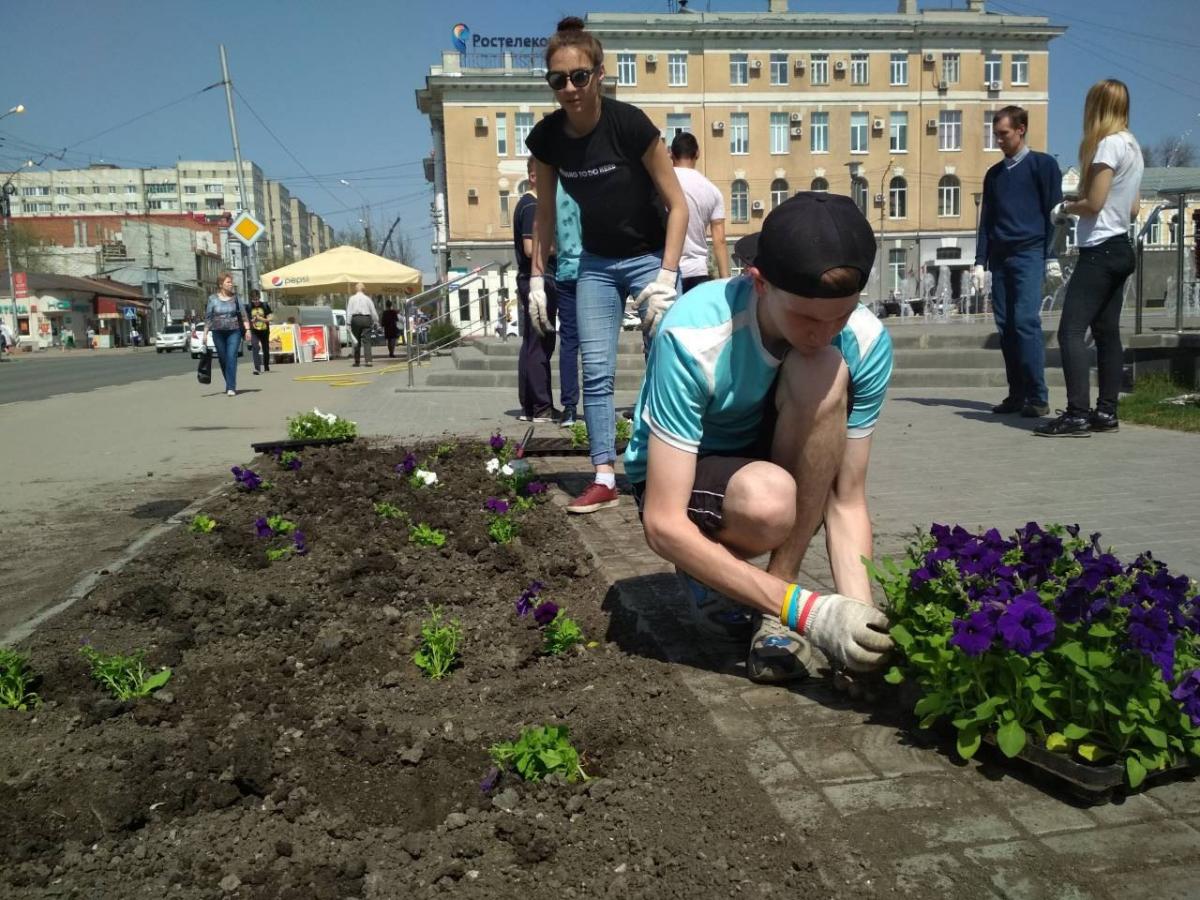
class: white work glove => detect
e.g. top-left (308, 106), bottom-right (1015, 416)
top-left (971, 264), bottom-right (986, 294)
top-left (782, 587), bottom-right (893, 673)
top-left (636, 268), bottom-right (678, 337)
top-left (1045, 259), bottom-right (1062, 281)
top-left (527, 276), bottom-right (554, 336)
top-left (1050, 201), bottom-right (1074, 225)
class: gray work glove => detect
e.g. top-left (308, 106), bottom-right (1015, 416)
top-left (528, 276), bottom-right (554, 336)
top-left (785, 588), bottom-right (893, 673)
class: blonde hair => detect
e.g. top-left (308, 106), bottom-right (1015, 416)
top-left (1078, 79), bottom-right (1130, 197)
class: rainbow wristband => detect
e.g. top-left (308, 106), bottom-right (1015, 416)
top-left (780, 584), bottom-right (820, 633)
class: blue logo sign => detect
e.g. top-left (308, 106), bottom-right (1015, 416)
top-left (451, 23), bottom-right (470, 53)
top-left (123, 307), bottom-right (137, 320)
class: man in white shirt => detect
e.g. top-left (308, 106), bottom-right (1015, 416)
top-left (346, 282), bottom-right (379, 367)
top-left (670, 133), bottom-right (729, 293)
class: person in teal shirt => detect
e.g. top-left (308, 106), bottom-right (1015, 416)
top-left (555, 185), bottom-right (582, 427)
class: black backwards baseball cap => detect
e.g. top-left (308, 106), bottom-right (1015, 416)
top-left (733, 192), bottom-right (876, 298)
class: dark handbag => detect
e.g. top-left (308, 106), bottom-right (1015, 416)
top-left (197, 350), bottom-right (212, 384)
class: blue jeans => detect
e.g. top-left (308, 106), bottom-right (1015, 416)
top-left (557, 279), bottom-right (580, 411)
top-left (576, 251), bottom-right (672, 466)
top-left (989, 250), bottom-right (1048, 407)
top-left (212, 329), bottom-right (242, 393)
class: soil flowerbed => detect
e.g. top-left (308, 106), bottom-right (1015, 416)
top-left (0, 441), bottom-right (822, 899)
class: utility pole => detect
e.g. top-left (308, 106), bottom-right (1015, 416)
top-left (219, 45), bottom-right (256, 300)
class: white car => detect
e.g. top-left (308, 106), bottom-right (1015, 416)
top-left (155, 324), bottom-right (188, 353)
top-left (189, 323), bottom-right (245, 359)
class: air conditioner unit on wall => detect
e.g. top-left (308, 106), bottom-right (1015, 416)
top-left (937, 80), bottom-right (948, 91)
top-left (834, 59), bottom-right (847, 72)
top-left (751, 200), bottom-right (764, 211)
top-left (474, 116), bottom-right (487, 128)
top-left (750, 59), bottom-right (762, 70)
top-left (790, 112), bottom-right (802, 123)
top-left (712, 121), bottom-right (725, 132)
top-left (467, 188), bottom-right (478, 199)
top-left (874, 193), bottom-right (884, 204)
top-left (873, 118), bottom-right (884, 131)
top-left (988, 80), bottom-right (1001, 91)
top-left (790, 126), bottom-right (803, 137)
top-left (927, 118), bottom-right (938, 130)
top-left (923, 52), bottom-right (935, 63)
top-left (793, 59), bottom-right (806, 72)
top-left (646, 53), bottom-right (658, 64)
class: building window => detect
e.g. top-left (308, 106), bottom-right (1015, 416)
top-left (938, 110), bottom-right (962, 151)
top-left (890, 111), bottom-right (908, 152)
top-left (91, 186), bottom-right (101, 194)
top-left (938, 175), bottom-right (961, 217)
top-left (499, 191), bottom-right (511, 226)
top-left (770, 178), bottom-right (789, 209)
top-left (1148, 217), bottom-right (1162, 244)
top-left (148, 199), bottom-right (167, 210)
top-left (496, 113), bottom-right (508, 156)
top-left (56, 202), bottom-right (69, 211)
top-left (730, 53), bottom-right (749, 86)
top-left (810, 111), bottom-right (829, 153)
top-left (185, 202), bottom-right (198, 211)
top-left (850, 112), bottom-right (869, 154)
top-left (205, 198), bottom-right (223, 210)
top-left (851, 177), bottom-right (869, 215)
top-left (730, 112), bottom-right (749, 155)
top-left (56, 185), bottom-right (70, 195)
top-left (851, 53), bottom-right (869, 85)
top-left (731, 179), bottom-right (749, 223)
top-left (514, 112), bottom-right (534, 156)
top-left (941, 53), bottom-right (960, 85)
top-left (516, 179), bottom-right (530, 196)
top-left (665, 113), bottom-right (691, 143)
top-left (888, 177), bottom-right (907, 218)
top-left (203, 183), bottom-right (221, 193)
top-left (668, 52), bottom-right (688, 86)
top-left (108, 186), bottom-right (117, 194)
top-left (146, 182), bottom-right (175, 194)
top-left (984, 54), bottom-right (1002, 86)
top-left (888, 248), bottom-right (907, 294)
top-left (770, 52), bottom-right (788, 86)
top-left (1169, 215), bottom-right (1180, 245)
top-left (984, 110), bottom-right (999, 151)
top-left (183, 185), bottom-right (197, 194)
top-left (1011, 53), bottom-right (1029, 85)
top-left (617, 53), bottom-right (637, 86)
top-left (811, 177), bottom-right (829, 192)
top-left (811, 53), bottom-right (829, 85)
top-left (890, 53), bottom-right (908, 86)
top-left (769, 112), bottom-right (789, 154)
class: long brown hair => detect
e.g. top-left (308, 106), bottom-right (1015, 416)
top-left (545, 16), bottom-right (603, 68)
top-left (1078, 79), bottom-right (1130, 197)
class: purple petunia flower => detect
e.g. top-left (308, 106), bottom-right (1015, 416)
top-left (285, 457), bottom-right (302, 471)
top-left (254, 517), bottom-right (274, 539)
top-left (489, 432), bottom-right (507, 452)
top-left (533, 601), bottom-right (559, 626)
top-left (292, 531), bottom-right (309, 556)
top-left (396, 452), bottom-right (418, 475)
top-left (480, 766), bottom-right (501, 793)
top-left (1129, 603), bottom-right (1175, 680)
top-left (996, 592), bottom-right (1056, 655)
top-left (1171, 670), bottom-right (1200, 727)
top-left (525, 480), bottom-right (547, 496)
top-left (515, 580), bottom-right (544, 617)
top-left (949, 610), bottom-right (997, 657)
top-left (231, 465), bottom-right (263, 492)
top-left (485, 497), bottom-right (510, 515)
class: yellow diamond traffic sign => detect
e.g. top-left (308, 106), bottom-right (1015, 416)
top-left (229, 210), bottom-right (266, 246)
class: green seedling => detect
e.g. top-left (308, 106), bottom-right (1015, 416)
top-left (489, 725), bottom-right (587, 783)
top-left (568, 420), bottom-right (589, 448)
top-left (189, 514), bottom-right (218, 534)
top-left (543, 611), bottom-right (585, 655)
top-left (412, 607), bottom-right (463, 680)
top-left (79, 646), bottom-right (172, 701)
top-left (432, 441), bottom-right (457, 460)
top-left (0, 649), bottom-right (40, 710)
top-left (277, 450), bottom-right (302, 470)
top-left (409, 523), bottom-right (447, 547)
top-left (487, 516), bottom-right (517, 544)
top-left (266, 547), bottom-right (293, 562)
top-left (374, 501), bottom-right (406, 520)
top-left (267, 515), bottom-right (296, 535)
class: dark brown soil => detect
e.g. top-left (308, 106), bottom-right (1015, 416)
top-left (0, 441), bottom-right (822, 899)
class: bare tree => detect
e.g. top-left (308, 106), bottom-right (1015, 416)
top-left (1142, 136), bottom-right (1198, 168)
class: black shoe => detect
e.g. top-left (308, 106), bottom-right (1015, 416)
top-left (1021, 403), bottom-right (1051, 418)
top-left (1088, 409), bottom-right (1119, 433)
top-left (991, 397), bottom-right (1023, 414)
top-left (1033, 410), bottom-right (1091, 437)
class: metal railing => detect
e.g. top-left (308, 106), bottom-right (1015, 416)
top-left (402, 262), bottom-right (505, 387)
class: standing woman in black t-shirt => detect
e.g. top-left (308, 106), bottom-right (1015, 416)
top-left (525, 16), bottom-right (687, 515)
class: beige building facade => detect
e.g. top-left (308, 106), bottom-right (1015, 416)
top-left (417, 0), bottom-right (1064, 312)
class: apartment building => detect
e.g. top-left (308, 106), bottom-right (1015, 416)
top-left (417, 0), bottom-right (1064, 311)
top-left (6, 160), bottom-right (334, 265)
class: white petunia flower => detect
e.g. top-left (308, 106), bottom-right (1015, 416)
top-left (500, 464), bottom-right (514, 476)
top-left (485, 458), bottom-right (500, 474)
top-left (415, 469), bottom-right (438, 486)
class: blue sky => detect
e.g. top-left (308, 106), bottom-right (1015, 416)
top-left (3, 0), bottom-right (1197, 272)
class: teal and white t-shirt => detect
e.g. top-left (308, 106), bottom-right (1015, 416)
top-left (555, 186), bottom-right (583, 282)
top-left (623, 276), bottom-right (893, 484)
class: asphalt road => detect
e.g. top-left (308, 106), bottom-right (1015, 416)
top-left (0, 349), bottom-right (205, 404)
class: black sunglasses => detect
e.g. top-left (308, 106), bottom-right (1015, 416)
top-left (545, 67), bottom-right (594, 91)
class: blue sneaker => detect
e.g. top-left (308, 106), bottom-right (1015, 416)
top-left (675, 568), bottom-right (754, 646)
top-left (746, 613), bottom-right (827, 684)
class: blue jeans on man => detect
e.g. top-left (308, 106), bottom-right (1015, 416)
top-left (989, 249), bottom-right (1048, 408)
top-left (211, 329), bottom-right (242, 393)
top-left (556, 279), bottom-right (579, 416)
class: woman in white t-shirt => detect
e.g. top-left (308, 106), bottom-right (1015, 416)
top-left (1036, 79), bottom-right (1143, 438)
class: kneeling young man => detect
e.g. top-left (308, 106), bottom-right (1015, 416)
top-left (624, 193), bottom-right (894, 682)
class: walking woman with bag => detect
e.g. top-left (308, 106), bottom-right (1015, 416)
top-left (525, 16), bottom-right (688, 514)
top-left (247, 289), bottom-right (273, 374)
top-left (202, 272), bottom-right (250, 397)
top-left (1036, 79), bottom-right (1144, 437)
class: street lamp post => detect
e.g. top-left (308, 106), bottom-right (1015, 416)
top-left (339, 179), bottom-right (373, 253)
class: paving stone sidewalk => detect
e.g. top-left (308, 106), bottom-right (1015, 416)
top-left (540, 413), bottom-right (1200, 899)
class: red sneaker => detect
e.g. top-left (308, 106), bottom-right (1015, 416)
top-left (567, 481), bottom-right (619, 514)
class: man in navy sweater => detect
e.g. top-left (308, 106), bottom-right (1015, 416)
top-left (973, 105), bottom-right (1063, 418)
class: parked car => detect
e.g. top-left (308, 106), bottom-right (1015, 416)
top-left (332, 309), bottom-right (353, 348)
top-left (155, 324), bottom-right (188, 353)
top-left (188, 323), bottom-right (244, 359)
